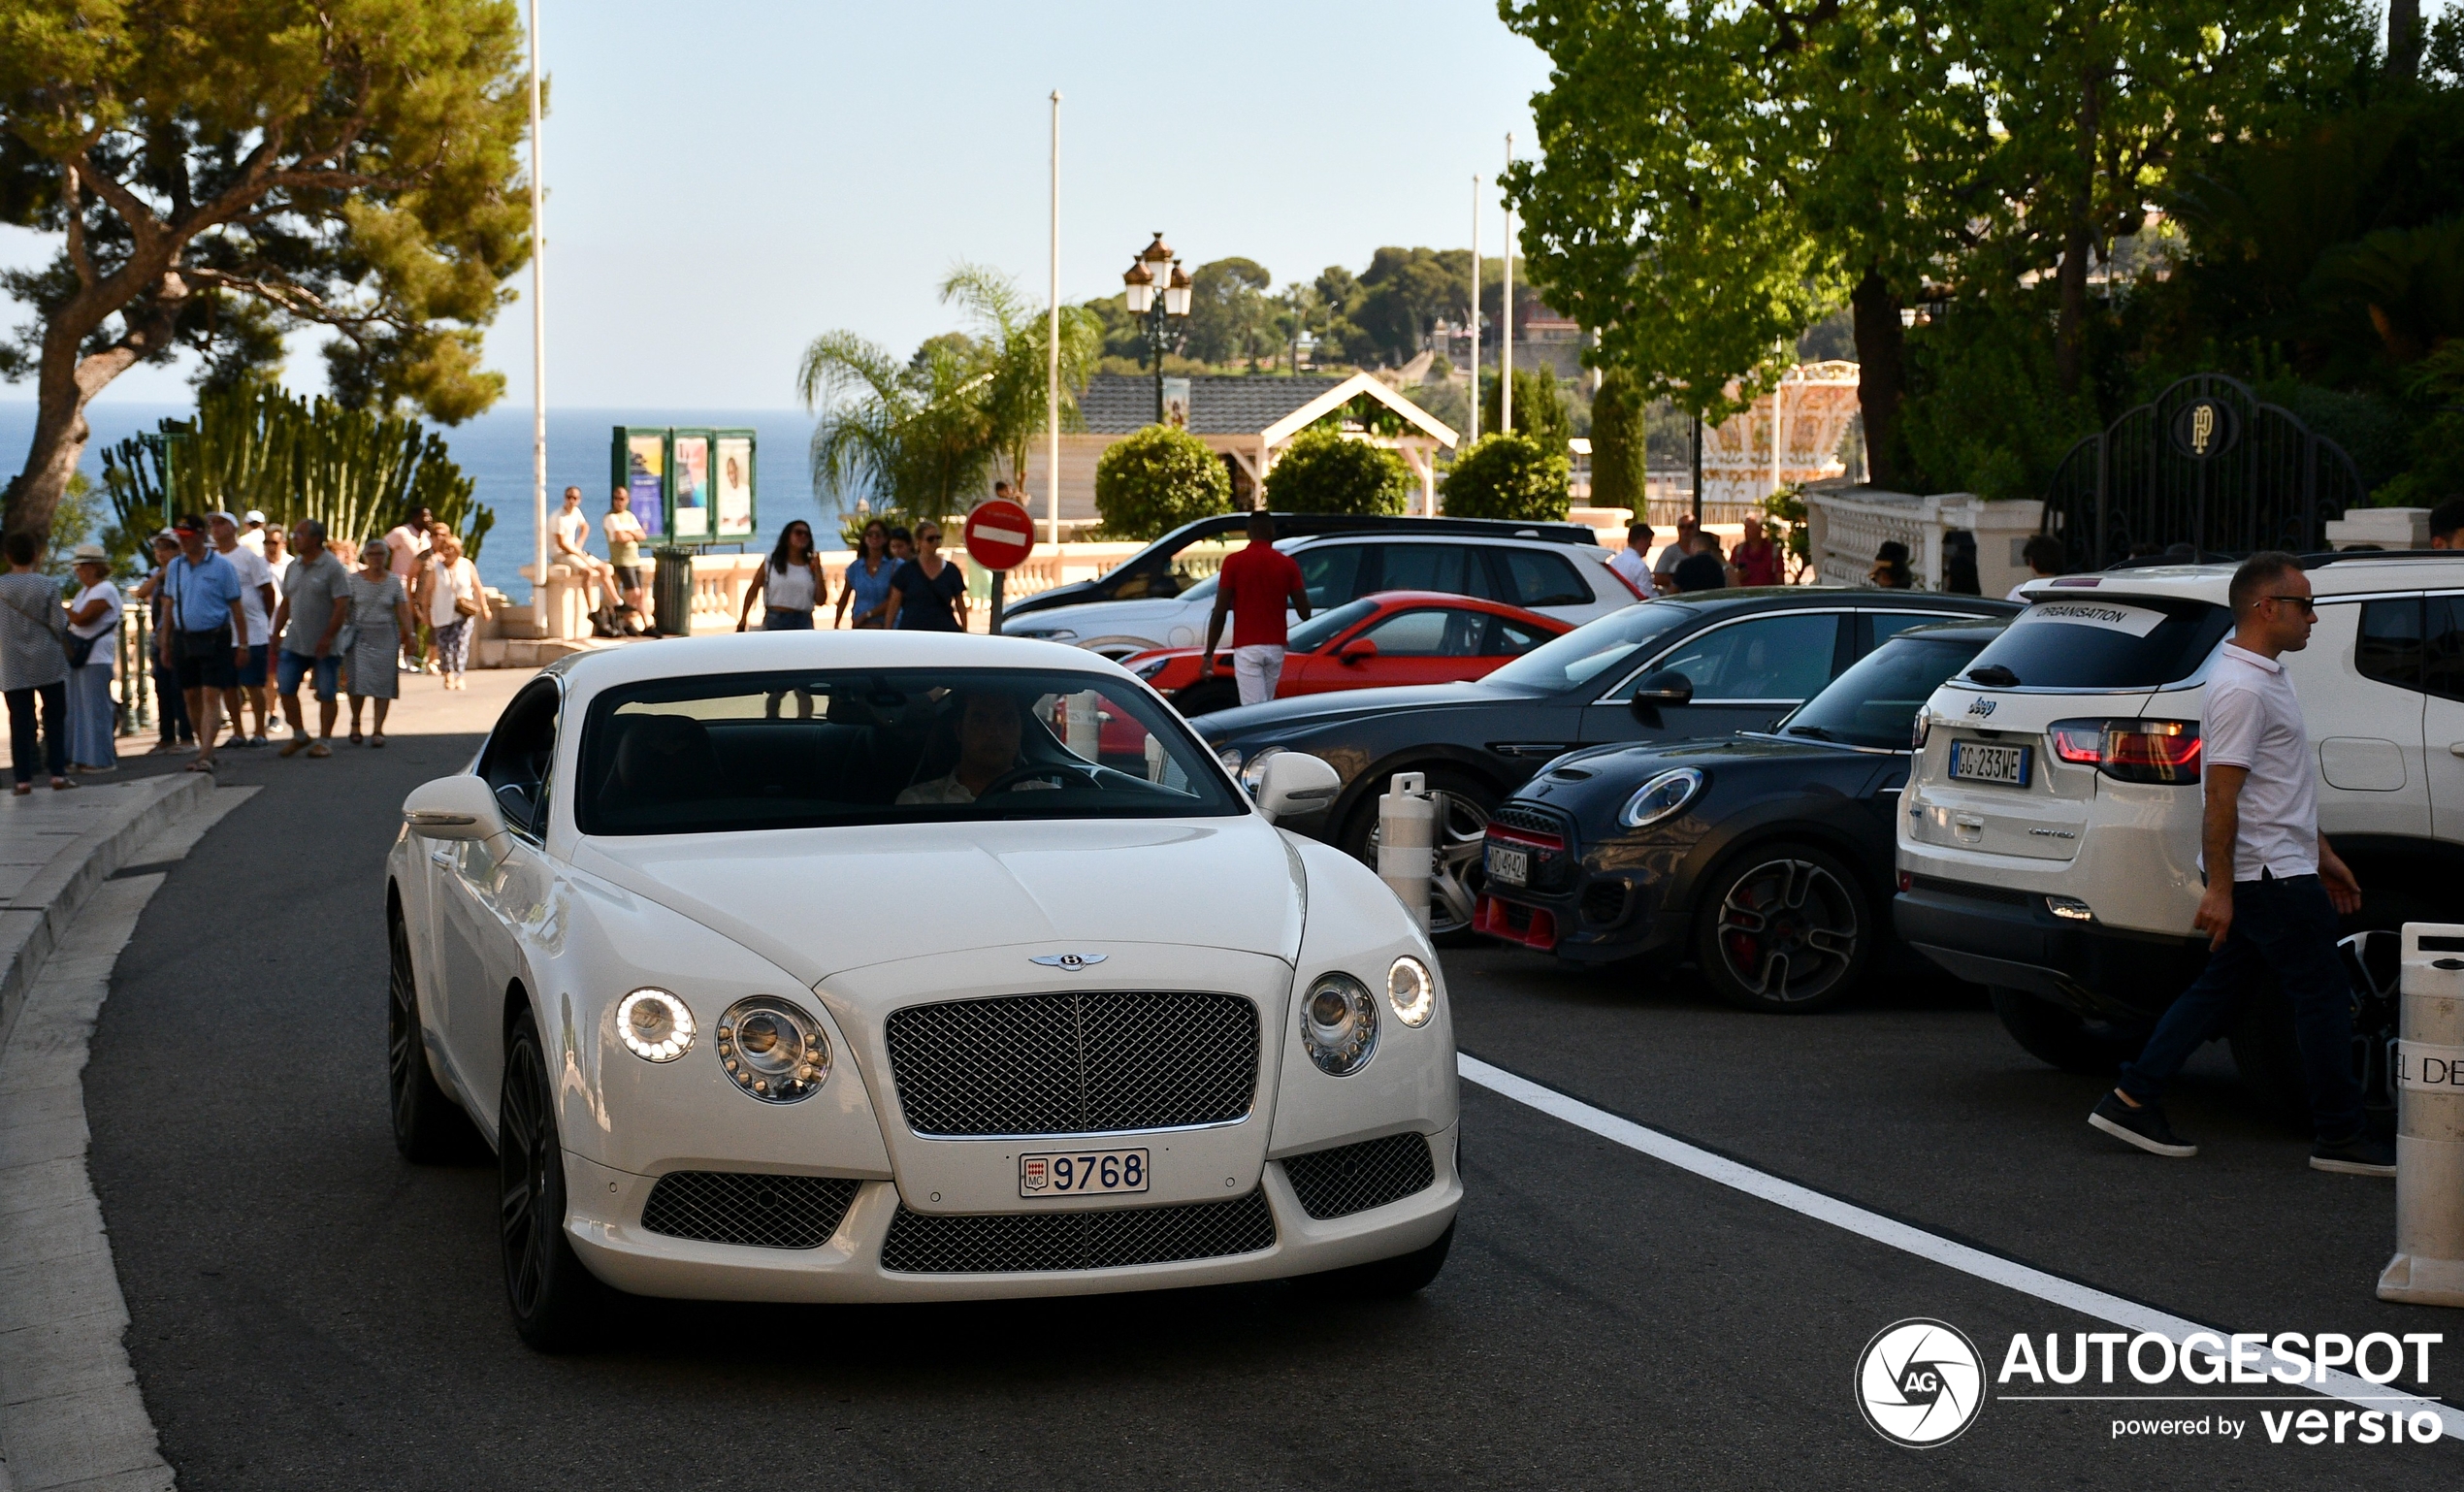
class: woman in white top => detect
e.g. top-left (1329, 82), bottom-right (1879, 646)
top-left (416, 534), bottom-right (490, 689)
top-left (737, 520), bottom-right (828, 631)
top-left (63, 544), bottom-right (121, 772)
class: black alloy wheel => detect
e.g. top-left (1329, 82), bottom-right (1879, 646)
top-left (387, 907), bottom-right (472, 1162)
top-left (1345, 769), bottom-right (1498, 943)
top-left (1694, 844), bottom-right (1870, 1013)
top-left (499, 1011), bottom-right (606, 1350)
top-left (1173, 680), bottom-right (1240, 717)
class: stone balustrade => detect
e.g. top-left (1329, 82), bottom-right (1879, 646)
top-left (1800, 482), bottom-right (2044, 597)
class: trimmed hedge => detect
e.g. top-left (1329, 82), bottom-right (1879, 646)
top-left (1440, 433), bottom-right (1570, 522)
top-left (1093, 424), bottom-right (1233, 539)
top-left (1264, 429), bottom-right (1410, 516)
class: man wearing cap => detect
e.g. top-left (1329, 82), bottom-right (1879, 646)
top-left (162, 514), bottom-right (247, 770)
top-left (211, 511), bottom-right (276, 746)
top-left (238, 510), bottom-right (268, 557)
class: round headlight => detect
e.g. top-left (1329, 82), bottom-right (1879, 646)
top-left (1299, 972), bottom-right (1378, 1076)
top-left (715, 997), bottom-right (830, 1102)
top-left (1239, 746), bottom-right (1283, 797)
top-left (1216, 745), bottom-right (1244, 776)
top-left (1620, 766), bottom-right (1704, 828)
top-left (615, 989), bottom-right (696, 1062)
top-left (1386, 956), bottom-right (1436, 1027)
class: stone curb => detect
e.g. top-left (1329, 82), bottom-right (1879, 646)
top-left (0, 776), bottom-right (207, 1060)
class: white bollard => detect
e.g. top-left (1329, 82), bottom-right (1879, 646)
top-left (1378, 771), bottom-right (1437, 932)
top-left (2379, 923), bottom-right (2464, 1309)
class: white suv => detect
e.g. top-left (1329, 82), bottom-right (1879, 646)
top-left (1003, 532), bottom-right (1639, 660)
top-left (1893, 554), bottom-right (2464, 1113)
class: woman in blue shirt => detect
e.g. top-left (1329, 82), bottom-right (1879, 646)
top-left (833, 519), bottom-right (894, 630)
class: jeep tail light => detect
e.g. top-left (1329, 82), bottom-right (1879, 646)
top-left (2047, 719), bottom-right (2201, 784)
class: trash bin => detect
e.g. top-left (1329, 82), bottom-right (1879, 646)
top-left (653, 546), bottom-right (695, 636)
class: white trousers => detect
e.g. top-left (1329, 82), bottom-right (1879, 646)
top-left (1232, 645), bottom-right (1285, 706)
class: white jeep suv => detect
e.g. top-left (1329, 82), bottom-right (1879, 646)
top-left (1893, 553), bottom-right (2464, 1113)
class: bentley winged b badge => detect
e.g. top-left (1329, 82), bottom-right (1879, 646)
top-left (1030, 953), bottom-right (1108, 971)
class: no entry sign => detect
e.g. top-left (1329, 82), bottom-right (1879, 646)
top-left (963, 498), bottom-right (1036, 572)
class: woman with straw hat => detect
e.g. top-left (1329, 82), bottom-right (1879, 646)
top-left (63, 543), bottom-right (120, 773)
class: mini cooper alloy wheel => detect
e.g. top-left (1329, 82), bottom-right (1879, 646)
top-left (1698, 849), bottom-right (1866, 1012)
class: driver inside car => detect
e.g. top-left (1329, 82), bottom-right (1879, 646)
top-left (895, 690), bottom-right (1062, 805)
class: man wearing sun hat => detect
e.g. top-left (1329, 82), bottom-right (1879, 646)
top-left (238, 510), bottom-right (268, 557)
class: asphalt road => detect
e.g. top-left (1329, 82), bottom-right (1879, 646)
top-left (81, 721), bottom-right (2460, 1490)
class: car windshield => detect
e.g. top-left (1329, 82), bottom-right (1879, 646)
top-left (1775, 633), bottom-right (1993, 748)
top-left (1959, 594), bottom-right (2230, 690)
top-left (1484, 603), bottom-right (1689, 693)
top-left (575, 667), bottom-right (1246, 835)
top-left (1285, 598), bottom-right (1381, 652)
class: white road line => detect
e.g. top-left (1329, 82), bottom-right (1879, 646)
top-left (1458, 1053), bottom-right (2463, 1443)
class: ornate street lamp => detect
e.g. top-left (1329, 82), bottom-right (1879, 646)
top-left (1121, 231), bottom-right (1192, 423)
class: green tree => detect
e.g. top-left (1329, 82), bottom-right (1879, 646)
top-left (1184, 258), bottom-right (1276, 367)
top-left (1264, 430), bottom-right (1410, 516)
top-left (1587, 367), bottom-right (1650, 511)
top-left (799, 265), bottom-right (1098, 515)
top-left (1441, 433), bottom-right (1570, 521)
top-left (1355, 246), bottom-right (1474, 367)
top-left (1481, 368), bottom-right (1573, 455)
top-left (1092, 425), bottom-right (1233, 540)
top-left (0, 0), bottom-right (535, 544)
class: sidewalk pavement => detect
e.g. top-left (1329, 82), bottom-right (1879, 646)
top-left (0, 777), bottom-right (209, 1054)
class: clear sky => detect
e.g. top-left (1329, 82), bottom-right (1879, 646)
top-left (1, 0), bottom-right (1552, 415)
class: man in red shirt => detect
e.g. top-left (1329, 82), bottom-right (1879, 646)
top-left (1199, 510), bottom-right (1312, 706)
top-left (1732, 514), bottom-right (1785, 587)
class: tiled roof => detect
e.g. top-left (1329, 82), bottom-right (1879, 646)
top-left (1079, 373), bottom-right (1348, 436)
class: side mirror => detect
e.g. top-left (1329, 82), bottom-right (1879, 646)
top-left (1631, 669), bottom-right (1693, 705)
top-left (1338, 637), bottom-right (1379, 665)
top-left (1254, 751), bottom-right (1342, 823)
top-left (403, 773), bottom-right (509, 843)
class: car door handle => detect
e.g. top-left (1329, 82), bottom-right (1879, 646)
top-left (430, 849), bottom-right (455, 866)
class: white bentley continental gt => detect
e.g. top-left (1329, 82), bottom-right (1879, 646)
top-left (387, 632), bottom-right (1461, 1346)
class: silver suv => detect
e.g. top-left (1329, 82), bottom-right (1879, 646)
top-left (1893, 554), bottom-right (2464, 1114)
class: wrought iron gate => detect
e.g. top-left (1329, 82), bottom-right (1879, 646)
top-left (2039, 373), bottom-right (2367, 569)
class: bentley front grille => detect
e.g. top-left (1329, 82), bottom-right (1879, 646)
top-left (879, 1190), bottom-right (1277, 1275)
top-left (884, 990), bottom-right (1259, 1137)
top-left (1281, 1133), bottom-right (1438, 1220)
top-left (638, 1171), bottom-right (863, 1249)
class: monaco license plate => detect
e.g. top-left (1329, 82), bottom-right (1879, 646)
top-left (1020, 1148), bottom-right (1149, 1198)
top-left (1951, 740), bottom-right (2032, 788)
top-left (1487, 844), bottom-right (1530, 887)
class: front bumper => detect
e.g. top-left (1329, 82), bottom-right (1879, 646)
top-left (563, 1123), bottom-right (1461, 1302)
top-left (1893, 881), bottom-right (2206, 1022)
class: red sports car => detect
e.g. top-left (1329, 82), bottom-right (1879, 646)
top-left (1121, 590), bottom-right (1574, 717)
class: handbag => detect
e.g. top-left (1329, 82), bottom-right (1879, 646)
top-left (65, 626), bottom-right (111, 669)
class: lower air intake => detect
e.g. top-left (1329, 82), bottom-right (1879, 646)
top-left (639, 1171), bottom-right (862, 1249)
top-left (880, 1190), bottom-right (1277, 1274)
top-left (1281, 1133), bottom-right (1438, 1219)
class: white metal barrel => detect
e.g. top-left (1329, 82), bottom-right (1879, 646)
top-left (1378, 771), bottom-right (1436, 932)
top-left (2378, 923), bottom-right (2464, 1308)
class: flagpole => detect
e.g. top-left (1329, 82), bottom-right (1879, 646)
top-left (1469, 176), bottom-right (1480, 445)
top-left (1500, 133), bottom-right (1514, 437)
top-left (1046, 90), bottom-right (1063, 552)
top-left (527, 0), bottom-right (547, 606)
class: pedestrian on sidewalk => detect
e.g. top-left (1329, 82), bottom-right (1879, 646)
top-left (1198, 509), bottom-right (1312, 706)
top-left (738, 519), bottom-right (827, 631)
top-left (835, 518), bottom-right (894, 630)
top-left (603, 487), bottom-right (650, 632)
top-left (132, 533), bottom-right (194, 754)
top-left (870, 521), bottom-right (968, 632)
top-left (345, 539), bottom-right (416, 747)
top-left (1608, 521), bottom-right (1655, 596)
top-left (162, 514), bottom-right (248, 773)
top-left (63, 544), bottom-right (120, 774)
top-left (2007, 535), bottom-right (2064, 600)
top-left (418, 533), bottom-right (487, 688)
top-left (210, 510), bottom-right (276, 746)
top-left (1, 531), bottom-right (74, 794)
top-left (2088, 551), bottom-right (2394, 1176)
top-left (1651, 511), bottom-right (1701, 596)
top-left (1733, 515), bottom-right (1784, 587)
top-left (384, 504), bottom-right (436, 671)
top-left (273, 520), bottom-right (352, 757)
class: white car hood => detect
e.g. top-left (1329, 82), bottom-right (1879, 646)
top-left (1006, 597), bottom-right (1199, 638)
top-left (567, 816), bottom-right (1303, 987)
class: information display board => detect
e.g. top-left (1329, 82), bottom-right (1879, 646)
top-left (608, 426), bottom-right (757, 547)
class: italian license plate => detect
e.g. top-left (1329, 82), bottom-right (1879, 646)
top-left (1020, 1148), bottom-right (1149, 1197)
top-left (1951, 740), bottom-right (2032, 787)
top-left (1487, 844), bottom-right (1530, 887)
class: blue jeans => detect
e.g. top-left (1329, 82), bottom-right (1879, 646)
top-left (2118, 873), bottom-right (2364, 1144)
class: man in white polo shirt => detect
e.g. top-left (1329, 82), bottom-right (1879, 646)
top-left (2088, 551), bottom-right (2391, 1175)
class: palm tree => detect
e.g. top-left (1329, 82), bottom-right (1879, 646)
top-left (796, 265), bottom-right (1103, 518)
